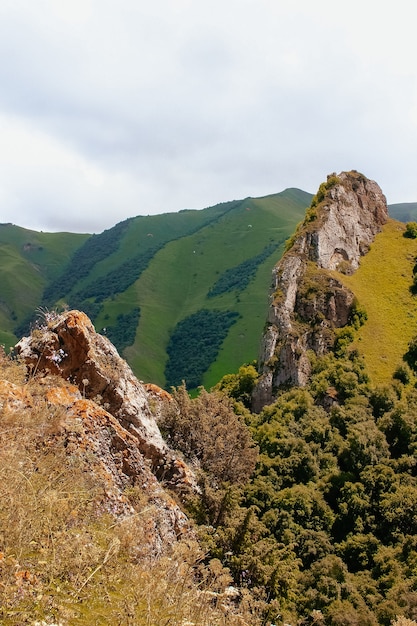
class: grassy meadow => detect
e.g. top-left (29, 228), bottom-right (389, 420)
top-left (335, 219), bottom-right (417, 385)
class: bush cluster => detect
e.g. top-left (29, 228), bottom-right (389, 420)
top-left (404, 222), bottom-right (417, 239)
top-left (165, 309), bottom-right (240, 388)
top-left (43, 218), bottom-right (132, 304)
top-left (106, 307), bottom-right (140, 353)
top-left (162, 340), bottom-right (417, 624)
top-left (73, 247), bottom-right (160, 305)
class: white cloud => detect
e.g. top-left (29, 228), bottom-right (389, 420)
top-left (0, 0), bottom-right (416, 232)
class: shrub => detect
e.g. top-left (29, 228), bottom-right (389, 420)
top-left (159, 384), bottom-right (258, 488)
top-left (214, 363), bottom-right (259, 408)
top-left (404, 222), bottom-right (417, 239)
top-left (348, 300), bottom-right (368, 329)
top-left (393, 362), bottom-right (412, 384)
top-left (404, 335), bottom-right (417, 371)
top-left (208, 243), bottom-right (280, 298)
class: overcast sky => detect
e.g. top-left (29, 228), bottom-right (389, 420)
top-left (0, 0), bottom-right (416, 233)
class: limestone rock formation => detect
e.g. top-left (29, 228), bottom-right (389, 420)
top-left (14, 310), bottom-right (195, 492)
top-left (252, 171), bottom-right (389, 411)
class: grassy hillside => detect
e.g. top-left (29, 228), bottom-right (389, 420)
top-left (39, 189), bottom-right (309, 390)
top-left (3, 191), bottom-right (414, 392)
top-left (0, 224), bottom-right (88, 347)
top-left (0, 193), bottom-right (310, 389)
top-left (334, 219), bottom-right (417, 385)
top-left (121, 190), bottom-right (310, 388)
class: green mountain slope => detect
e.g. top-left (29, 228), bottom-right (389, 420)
top-left (1, 190), bottom-right (415, 391)
top-left (389, 202), bottom-right (417, 222)
top-left (102, 190), bottom-right (311, 389)
top-left (0, 190), bottom-right (311, 388)
top-left (0, 224), bottom-right (88, 347)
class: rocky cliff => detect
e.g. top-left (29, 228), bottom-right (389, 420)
top-left (252, 171), bottom-right (389, 411)
top-left (14, 309), bottom-right (196, 494)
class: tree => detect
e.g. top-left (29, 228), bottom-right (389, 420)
top-left (159, 384), bottom-right (258, 487)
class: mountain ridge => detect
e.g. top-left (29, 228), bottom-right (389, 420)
top-left (0, 189), bottom-right (312, 389)
top-left (0, 185), bottom-right (414, 391)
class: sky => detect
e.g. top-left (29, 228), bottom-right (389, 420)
top-left (0, 0), bottom-right (416, 233)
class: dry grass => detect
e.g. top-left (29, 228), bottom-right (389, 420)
top-left (333, 219), bottom-right (417, 386)
top-left (0, 357), bottom-right (261, 625)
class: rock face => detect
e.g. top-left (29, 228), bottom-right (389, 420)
top-left (252, 171), bottom-right (389, 411)
top-left (0, 373), bottom-right (190, 550)
top-left (14, 310), bottom-right (195, 492)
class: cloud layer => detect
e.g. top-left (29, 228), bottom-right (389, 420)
top-left (0, 0), bottom-right (416, 232)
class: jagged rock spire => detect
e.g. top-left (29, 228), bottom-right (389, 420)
top-left (252, 171), bottom-right (388, 411)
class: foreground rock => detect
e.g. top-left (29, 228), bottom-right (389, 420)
top-left (0, 373), bottom-right (190, 557)
top-left (253, 171), bottom-right (389, 411)
top-left (14, 310), bottom-right (195, 492)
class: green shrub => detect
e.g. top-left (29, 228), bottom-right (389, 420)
top-left (208, 243), bottom-right (280, 298)
top-left (349, 301), bottom-right (368, 330)
top-left (404, 222), bottom-right (417, 238)
top-left (106, 307), bottom-right (140, 353)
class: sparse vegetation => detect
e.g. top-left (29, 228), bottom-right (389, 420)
top-left (334, 219), bottom-right (417, 385)
top-left (309, 174), bottom-right (340, 210)
top-left (0, 353), bottom-right (263, 625)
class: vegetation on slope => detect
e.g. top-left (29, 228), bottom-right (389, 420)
top-left (126, 190), bottom-right (311, 388)
top-left (207, 242), bottom-right (283, 298)
top-left (4, 293), bottom-right (417, 623)
top-left (42, 219), bottom-right (131, 304)
top-left (160, 321), bottom-right (417, 625)
top-left (105, 307), bottom-right (141, 353)
top-left (0, 224), bottom-right (88, 345)
top-left (165, 309), bottom-right (240, 388)
top-left (334, 219), bottom-right (417, 385)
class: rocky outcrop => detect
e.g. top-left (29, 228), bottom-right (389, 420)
top-left (14, 310), bottom-right (196, 492)
top-left (0, 373), bottom-right (191, 550)
top-left (252, 171), bottom-right (389, 411)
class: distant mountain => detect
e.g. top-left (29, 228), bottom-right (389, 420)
top-left (388, 202), bottom-right (417, 222)
top-left (0, 189), bottom-right (413, 390)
